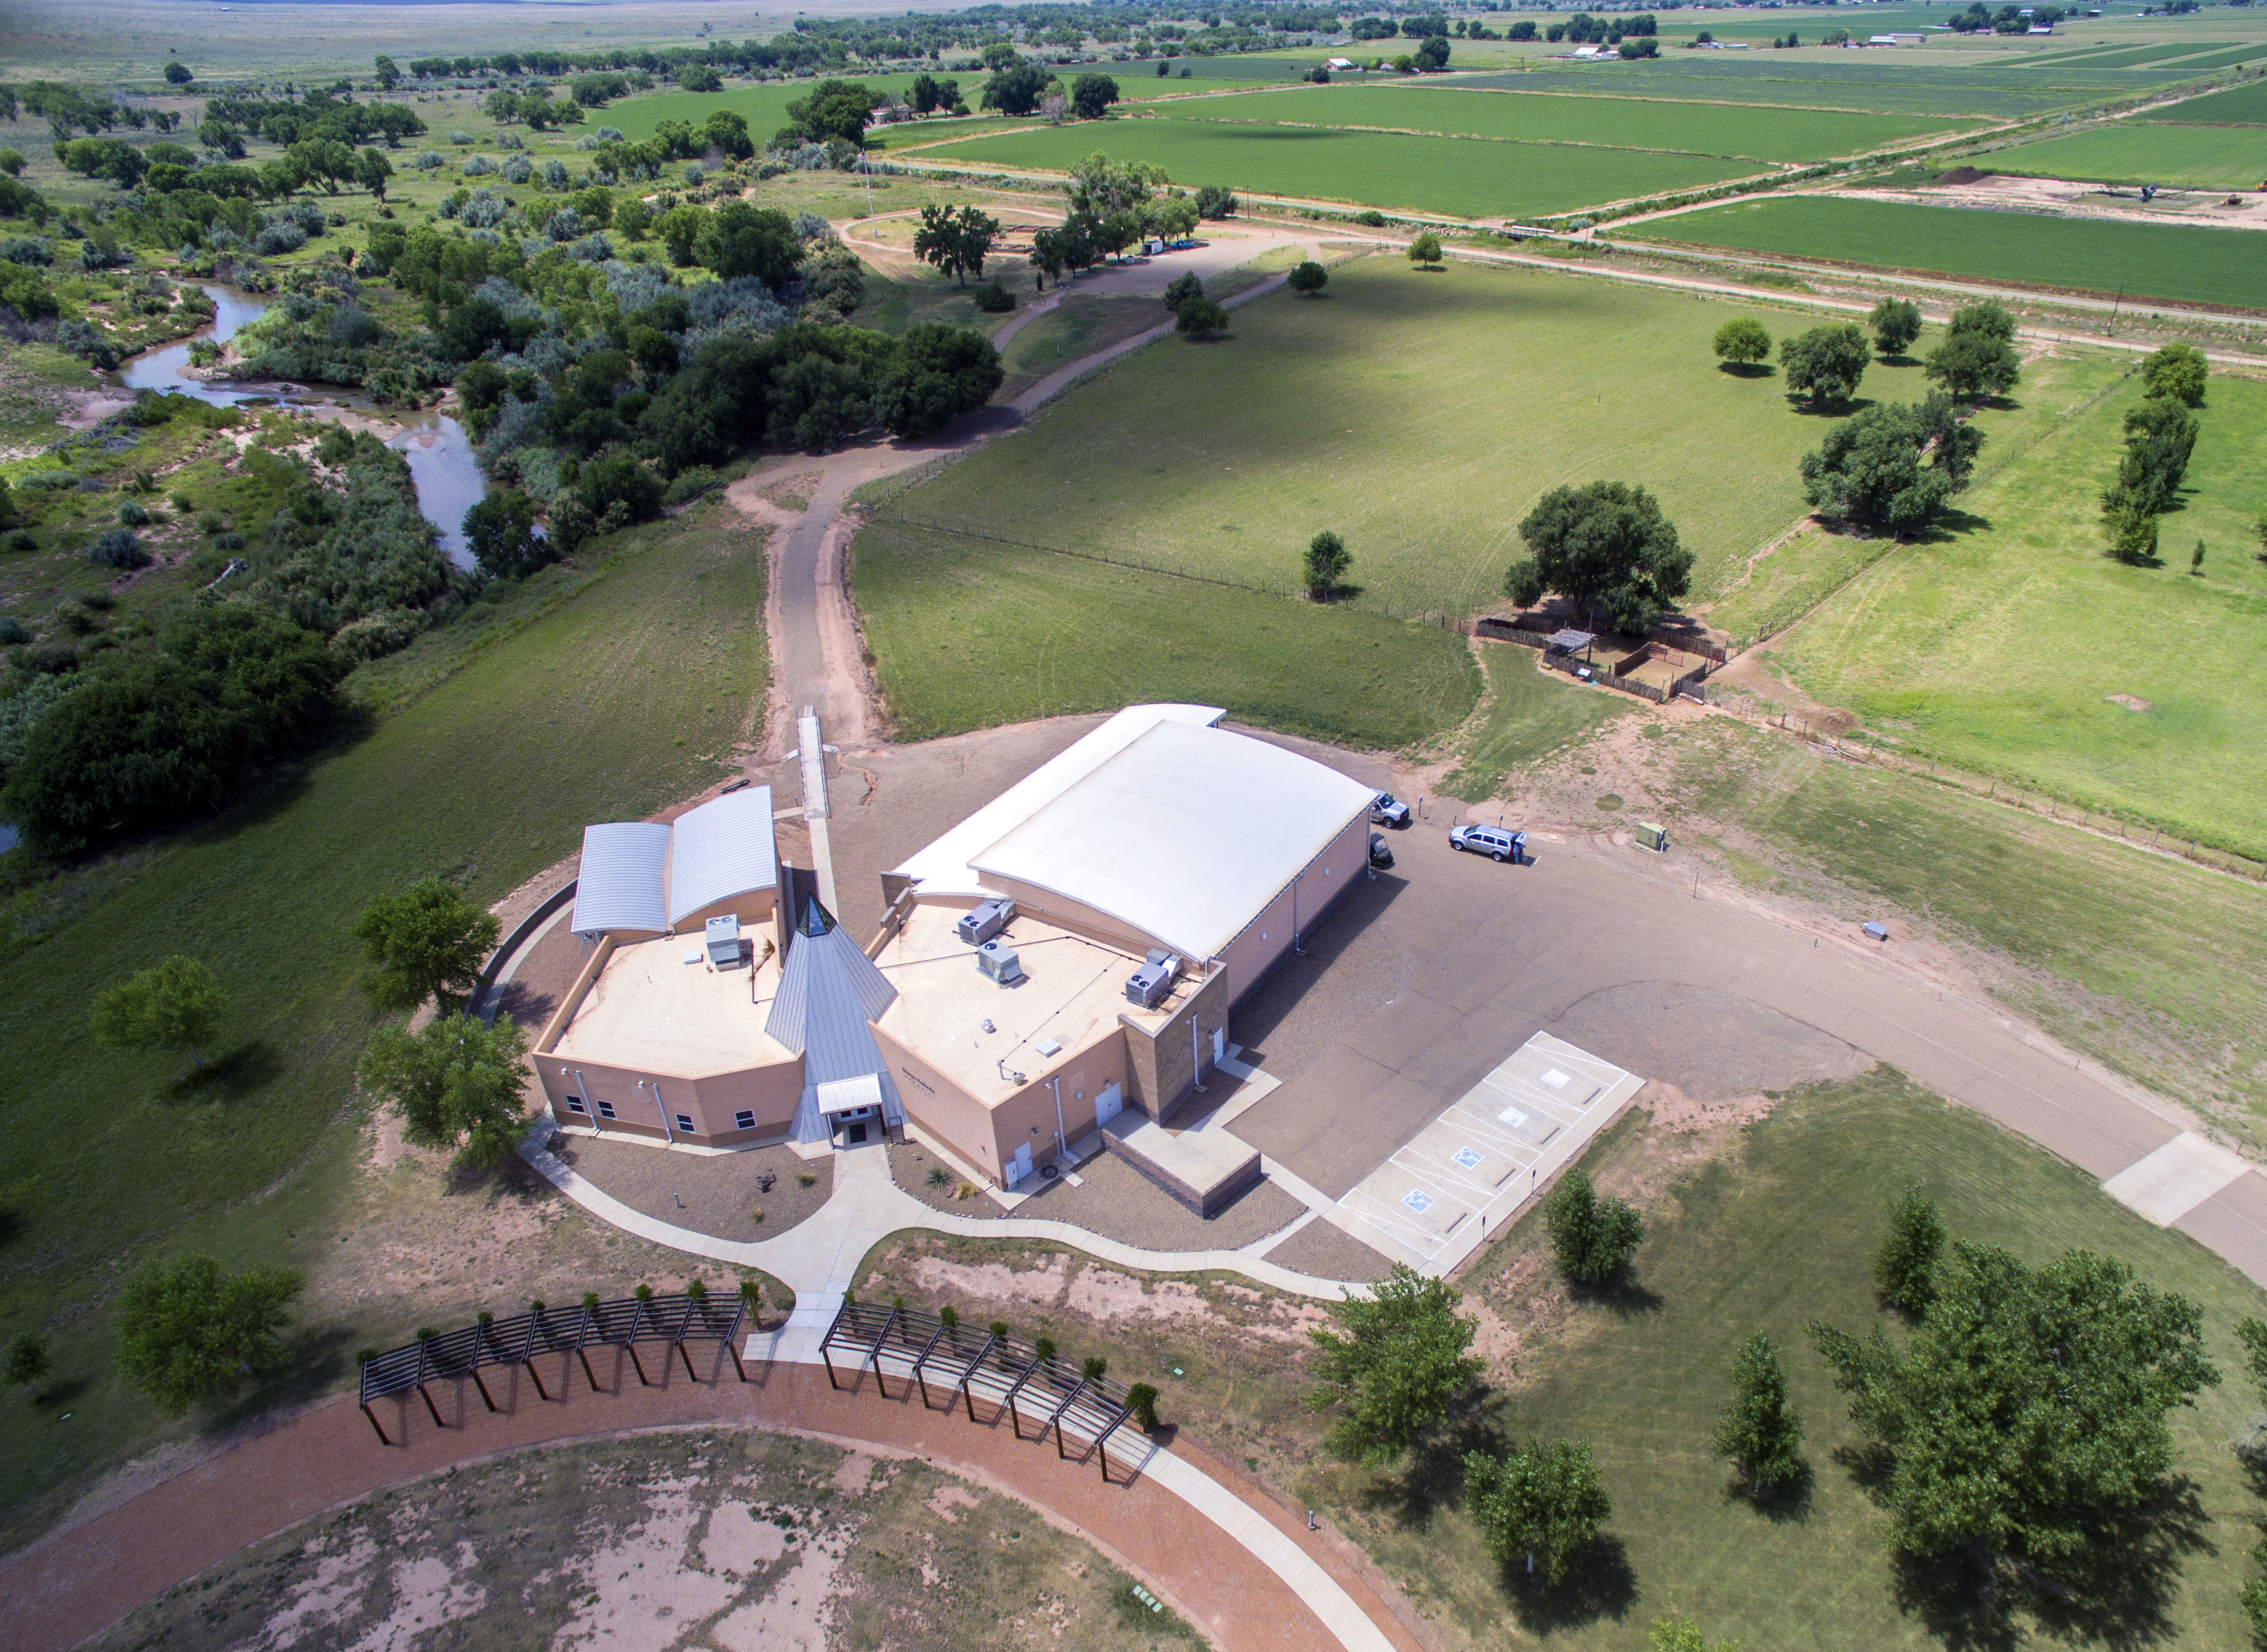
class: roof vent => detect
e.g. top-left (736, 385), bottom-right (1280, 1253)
top-left (1035, 1037), bottom-right (1062, 1058)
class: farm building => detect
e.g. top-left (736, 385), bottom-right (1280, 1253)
top-left (527, 706), bottom-right (1376, 1191)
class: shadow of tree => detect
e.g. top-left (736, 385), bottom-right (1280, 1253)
top-left (1503, 1534), bottom-right (1641, 1635)
top-left (1357, 1384), bottom-right (1513, 1532)
top-left (167, 1039), bottom-right (283, 1101)
top-left (1788, 394), bottom-right (1876, 417)
top-left (1567, 1271), bottom-right (1665, 1320)
top-left (1718, 362), bottom-right (1775, 379)
top-left (1723, 1456), bottom-right (1816, 1524)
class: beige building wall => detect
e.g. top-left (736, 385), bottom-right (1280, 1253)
top-left (670, 887), bottom-right (778, 937)
top-left (533, 1050), bottom-right (804, 1145)
top-left (875, 1021), bottom-right (1129, 1188)
top-left (1214, 812), bottom-right (1369, 1001)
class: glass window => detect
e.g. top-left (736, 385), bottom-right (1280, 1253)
top-left (565, 1096), bottom-right (587, 1114)
top-left (596, 1098), bottom-right (616, 1120)
top-left (675, 1114), bottom-right (696, 1135)
top-left (734, 1109), bottom-right (756, 1131)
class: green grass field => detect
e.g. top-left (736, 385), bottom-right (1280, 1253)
top-left (1770, 369), bottom-right (2267, 861)
top-left (0, 500), bottom-right (764, 1551)
top-left (1622, 196), bottom-right (2267, 309)
top-left (1341, 1066), bottom-right (2267, 1650)
top-left (853, 515), bottom-right (1481, 748)
top-left (1146, 83), bottom-right (1980, 163)
top-left (1988, 119), bottom-right (2267, 189)
top-left (920, 119), bottom-right (1759, 219)
top-left (1440, 643), bottom-right (1635, 801)
top-left (2147, 76), bottom-right (2267, 124)
top-left (860, 256), bottom-right (1850, 619)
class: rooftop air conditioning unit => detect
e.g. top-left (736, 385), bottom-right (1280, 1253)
top-left (957, 898), bottom-right (1015, 947)
top-left (1125, 954), bottom-right (1180, 1008)
top-left (703, 915), bottom-right (744, 967)
top-left (976, 939), bottom-right (1023, 985)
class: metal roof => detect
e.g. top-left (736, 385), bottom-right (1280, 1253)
top-left (1546, 628), bottom-right (1595, 651)
top-left (665, 786), bottom-right (777, 926)
top-left (891, 703), bottom-right (1225, 900)
top-left (966, 719), bottom-right (1377, 962)
top-left (571, 823), bottom-right (671, 936)
top-left (765, 900), bottom-right (899, 1075)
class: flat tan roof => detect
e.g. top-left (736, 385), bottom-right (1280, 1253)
top-left (551, 924), bottom-right (793, 1079)
top-left (874, 905), bottom-right (1188, 1109)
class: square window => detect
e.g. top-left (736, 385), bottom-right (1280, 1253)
top-left (1402, 1189), bottom-right (1434, 1214)
top-left (734, 1109), bottom-right (756, 1131)
top-left (596, 1098), bottom-right (616, 1120)
top-left (1453, 1146), bottom-right (1484, 1171)
top-left (675, 1114), bottom-right (696, 1135)
top-left (566, 1096), bottom-right (587, 1114)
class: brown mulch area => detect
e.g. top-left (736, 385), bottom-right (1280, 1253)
top-left (555, 1136), bottom-right (832, 1242)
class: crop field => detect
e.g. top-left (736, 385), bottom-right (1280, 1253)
top-left (0, 500), bottom-right (765, 1550)
top-left (1988, 119), bottom-right (2267, 189)
top-left (2145, 76), bottom-right (2267, 125)
top-left (1621, 196), bottom-right (2267, 310)
top-left (921, 119), bottom-right (1758, 219)
top-left (863, 256), bottom-right (1831, 623)
top-left (1145, 83), bottom-right (1980, 163)
top-left (1772, 370), bottom-right (2267, 860)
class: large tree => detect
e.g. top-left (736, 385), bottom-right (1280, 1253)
top-left (911, 202), bottom-right (1001, 285)
top-left (114, 1253), bottom-right (304, 1415)
top-left (1925, 300), bottom-right (2021, 400)
top-left (358, 1011), bottom-right (532, 1170)
top-left (981, 63), bottom-right (1053, 117)
top-left (1798, 397), bottom-right (1980, 538)
top-left (1464, 1438), bottom-right (1612, 1584)
top-left (1066, 151), bottom-right (1167, 217)
top-left (354, 878), bottom-right (500, 1011)
top-left (870, 323), bottom-right (1003, 438)
top-left (1070, 73), bottom-right (1120, 120)
top-left (1868, 297), bottom-right (1922, 358)
top-left (1779, 322), bottom-right (1870, 407)
top-left (463, 488), bottom-right (551, 580)
top-left (1711, 317), bottom-right (1770, 369)
top-left (2140, 340), bottom-right (2207, 407)
top-left (1810, 1244), bottom-right (2217, 1576)
top-left (1307, 1263), bottom-right (1483, 1465)
top-left (1713, 1332), bottom-right (1804, 1497)
top-left (1508, 480), bottom-right (1692, 634)
top-left (2102, 393), bottom-right (2198, 518)
top-left (1542, 1167), bottom-right (1644, 1286)
top-left (782, 79), bottom-right (876, 147)
top-left (697, 202), bottom-right (800, 287)
top-left (89, 955), bottom-right (227, 1070)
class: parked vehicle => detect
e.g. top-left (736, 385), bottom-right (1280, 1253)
top-left (1368, 831), bottom-right (1395, 870)
top-left (1369, 792), bottom-right (1412, 828)
top-left (1449, 824), bottom-right (1527, 864)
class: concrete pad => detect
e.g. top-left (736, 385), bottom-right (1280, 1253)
top-left (1322, 1033), bottom-right (1641, 1276)
top-left (1103, 1108), bottom-right (1264, 1216)
top-left (2102, 1131), bottom-right (2253, 1225)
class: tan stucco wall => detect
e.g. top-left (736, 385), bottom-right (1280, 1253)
top-left (875, 1021), bottom-right (1128, 1188)
top-left (534, 1050), bottom-right (803, 1144)
top-left (1214, 811), bottom-right (1370, 1001)
top-left (671, 887), bottom-right (778, 936)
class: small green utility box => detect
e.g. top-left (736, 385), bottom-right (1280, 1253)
top-left (1634, 821), bottom-right (1670, 853)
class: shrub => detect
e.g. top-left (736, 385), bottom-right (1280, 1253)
top-left (1174, 296), bottom-right (1228, 339)
top-left (970, 277), bottom-right (1014, 313)
top-left (251, 220), bottom-right (307, 256)
top-left (1543, 1168), bottom-right (1643, 1285)
top-left (1287, 260), bottom-right (1327, 297)
top-left (86, 528), bottom-right (148, 570)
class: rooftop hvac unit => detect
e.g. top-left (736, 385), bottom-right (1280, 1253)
top-left (957, 898), bottom-right (1016, 947)
top-left (1125, 954), bottom-right (1180, 1008)
top-left (703, 915), bottom-right (744, 967)
top-left (976, 939), bottom-right (1023, 985)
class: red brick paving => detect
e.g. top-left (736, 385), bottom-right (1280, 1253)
top-left (1, 1354), bottom-right (1425, 1652)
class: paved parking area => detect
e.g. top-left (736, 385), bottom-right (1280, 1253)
top-left (1326, 1034), bottom-right (1641, 1274)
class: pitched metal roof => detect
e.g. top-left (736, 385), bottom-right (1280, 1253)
top-left (571, 823), bottom-right (671, 936)
top-left (665, 786), bottom-right (777, 926)
top-left (764, 898), bottom-right (899, 1081)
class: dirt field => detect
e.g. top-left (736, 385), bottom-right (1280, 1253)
top-left (81, 1429), bottom-right (1201, 1652)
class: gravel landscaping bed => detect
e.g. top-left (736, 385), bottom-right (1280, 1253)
top-left (1261, 1217), bottom-right (1397, 1283)
top-left (888, 1137), bottom-right (1008, 1217)
top-left (557, 1136), bottom-right (832, 1244)
top-left (1003, 1150), bottom-right (1306, 1253)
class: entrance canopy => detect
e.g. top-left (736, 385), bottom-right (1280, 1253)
top-left (816, 1073), bottom-right (884, 1117)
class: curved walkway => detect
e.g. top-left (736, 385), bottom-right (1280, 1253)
top-left (0, 1357), bottom-right (1417, 1652)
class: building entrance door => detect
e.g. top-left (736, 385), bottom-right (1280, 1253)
top-left (1094, 1081), bottom-right (1124, 1127)
top-left (1008, 1142), bottom-right (1033, 1186)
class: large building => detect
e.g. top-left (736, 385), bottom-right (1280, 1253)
top-left (528, 705), bottom-right (1376, 1189)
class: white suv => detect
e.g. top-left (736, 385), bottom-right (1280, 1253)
top-left (1449, 824), bottom-right (1527, 864)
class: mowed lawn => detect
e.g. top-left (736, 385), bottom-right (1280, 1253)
top-left (0, 502), bottom-right (764, 1550)
top-left (1338, 1067), bottom-right (2267, 1651)
top-left (1622, 196), bottom-right (2267, 310)
top-left (1776, 371), bottom-right (2267, 860)
top-left (865, 256), bottom-right (1823, 618)
top-left (1989, 119), bottom-right (2267, 190)
top-left (1147, 83), bottom-right (1980, 162)
top-left (919, 119), bottom-right (1758, 219)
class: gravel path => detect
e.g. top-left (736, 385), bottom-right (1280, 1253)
top-left (1263, 1220), bottom-right (1397, 1284)
top-left (556, 1137), bottom-right (833, 1244)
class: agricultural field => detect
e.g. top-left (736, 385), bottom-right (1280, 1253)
top-left (1143, 83), bottom-right (1982, 163)
top-left (859, 255), bottom-right (1846, 621)
top-left (1988, 118), bottom-right (2267, 190)
top-left (0, 499), bottom-right (765, 1551)
top-left (1620, 196), bottom-right (2267, 310)
top-left (918, 119), bottom-right (1759, 219)
top-left (2143, 74), bottom-right (2267, 125)
top-left (1770, 369), bottom-right (2267, 861)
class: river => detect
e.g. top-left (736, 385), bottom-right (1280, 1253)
top-left (117, 285), bottom-right (489, 569)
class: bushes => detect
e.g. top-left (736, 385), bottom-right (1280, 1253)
top-left (88, 528), bottom-right (149, 570)
top-left (463, 487), bottom-right (554, 579)
top-left (872, 323), bottom-right (1005, 438)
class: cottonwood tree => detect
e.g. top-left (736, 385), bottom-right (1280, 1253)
top-left (1070, 73), bottom-right (1119, 120)
top-left (1810, 1244), bottom-right (2217, 1581)
top-left (1925, 302), bottom-right (2021, 400)
top-left (1287, 260), bottom-right (1328, 297)
top-left (1799, 394), bottom-right (1981, 538)
top-left (358, 1012), bottom-right (532, 1170)
top-left (1307, 1263), bottom-right (1483, 1464)
top-left (1464, 1437), bottom-right (1612, 1584)
top-left (911, 203), bottom-right (1002, 285)
top-left (1508, 480), bottom-right (1692, 634)
top-left (871, 323), bottom-right (1004, 437)
top-left (1067, 151), bottom-right (1167, 218)
top-left (1407, 230), bottom-right (1442, 266)
top-left (1543, 1167), bottom-right (1644, 1285)
top-left (1780, 323), bottom-right (1870, 407)
top-left (463, 488), bottom-right (551, 580)
top-left (114, 1254), bottom-right (304, 1415)
top-left (1713, 1332), bottom-right (1804, 1497)
top-left (1304, 530), bottom-right (1351, 597)
top-left (981, 63), bottom-right (1053, 117)
top-left (354, 878), bottom-right (500, 1011)
top-left (1711, 317), bottom-right (1771, 369)
top-left (1868, 297), bottom-right (1922, 358)
top-left (2141, 341), bottom-right (2207, 407)
top-left (1875, 1183), bottom-right (1944, 1312)
top-left (90, 955), bottom-right (227, 1070)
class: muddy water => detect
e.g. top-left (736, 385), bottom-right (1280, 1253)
top-left (115, 285), bottom-right (489, 567)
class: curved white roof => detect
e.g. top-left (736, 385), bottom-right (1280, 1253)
top-left (572, 823), bottom-right (671, 936)
top-left (665, 787), bottom-right (777, 926)
top-left (966, 718), bottom-right (1375, 962)
top-left (893, 703), bottom-right (1224, 899)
